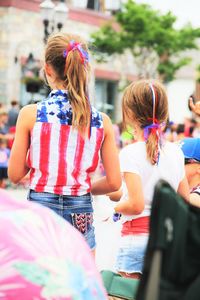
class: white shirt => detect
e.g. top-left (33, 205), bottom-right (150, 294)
top-left (119, 141), bottom-right (185, 221)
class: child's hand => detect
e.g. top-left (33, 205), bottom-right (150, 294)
top-left (102, 208), bottom-right (121, 222)
top-left (112, 212), bottom-right (122, 222)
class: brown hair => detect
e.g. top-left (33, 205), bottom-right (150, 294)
top-left (45, 33), bottom-right (91, 135)
top-left (122, 79), bottom-right (169, 164)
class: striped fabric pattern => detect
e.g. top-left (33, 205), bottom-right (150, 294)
top-left (29, 90), bottom-right (104, 196)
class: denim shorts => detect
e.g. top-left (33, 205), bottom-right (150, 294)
top-left (115, 234), bottom-right (148, 274)
top-left (28, 190), bottom-right (96, 250)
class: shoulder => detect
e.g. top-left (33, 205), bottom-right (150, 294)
top-left (164, 141), bottom-right (184, 157)
top-left (17, 104), bottom-right (37, 130)
top-left (120, 141), bottom-right (146, 157)
top-left (100, 112), bottom-right (113, 132)
top-left (19, 104), bottom-right (37, 115)
top-left (101, 112), bottom-right (111, 123)
top-left (160, 141), bottom-right (185, 170)
top-left (119, 142), bottom-right (145, 174)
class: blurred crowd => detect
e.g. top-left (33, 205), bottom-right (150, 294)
top-left (113, 117), bottom-right (200, 150)
top-left (0, 100), bottom-right (19, 188)
top-left (1, 96), bottom-right (200, 189)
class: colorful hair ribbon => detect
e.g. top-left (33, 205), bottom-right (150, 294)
top-left (143, 83), bottom-right (164, 164)
top-left (63, 40), bottom-right (89, 65)
top-left (143, 83), bottom-right (159, 141)
top-left (143, 118), bottom-right (162, 141)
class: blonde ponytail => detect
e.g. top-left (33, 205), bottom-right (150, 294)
top-left (146, 132), bottom-right (160, 165)
top-left (45, 33), bottom-right (91, 136)
top-left (64, 49), bottom-right (90, 134)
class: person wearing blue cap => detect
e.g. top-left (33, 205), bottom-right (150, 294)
top-left (180, 138), bottom-right (200, 207)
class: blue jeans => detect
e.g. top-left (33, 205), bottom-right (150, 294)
top-left (28, 190), bottom-right (96, 250)
top-left (115, 234), bottom-right (148, 274)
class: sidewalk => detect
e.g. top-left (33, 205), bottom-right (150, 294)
top-left (6, 187), bottom-right (121, 272)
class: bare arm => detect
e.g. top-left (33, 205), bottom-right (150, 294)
top-left (91, 113), bottom-right (122, 195)
top-left (114, 172), bottom-right (144, 215)
top-left (107, 188), bottom-right (123, 202)
top-left (8, 104), bottom-right (36, 183)
top-left (177, 176), bottom-right (190, 202)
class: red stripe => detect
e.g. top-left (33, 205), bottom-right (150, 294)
top-left (54, 126), bottom-right (70, 195)
top-left (121, 216), bottom-right (149, 236)
top-left (29, 168), bottom-right (35, 186)
top-left (34, 123), bottom-right (52, 192)
top-left (71, 132), bottom-right (85, 196)
top-left (85, 128), bottom-right (104, 192)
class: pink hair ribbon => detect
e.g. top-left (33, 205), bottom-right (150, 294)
top-left (63, 40), bottom-right (89, 65)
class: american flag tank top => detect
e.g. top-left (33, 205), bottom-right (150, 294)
top-left (28, 90), bottom-right (104, 196)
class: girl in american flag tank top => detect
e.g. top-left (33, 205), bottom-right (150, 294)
top-left (8, 33), bottom-right (121, 253)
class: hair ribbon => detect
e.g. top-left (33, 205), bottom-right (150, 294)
top-left (63, 40), bottom-right (89, 65)
top-left (143, 83), bottom-right (164, 164)
top-left (143, 118), bottom-right (162, 141)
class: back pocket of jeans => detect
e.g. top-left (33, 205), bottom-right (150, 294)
top-left (71, 213), bottom-right (93, 234)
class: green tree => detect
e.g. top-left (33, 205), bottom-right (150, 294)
top-left (196, 65), bottom-right (200, 83)
top-left (91, 0), bottom-right (200, 83)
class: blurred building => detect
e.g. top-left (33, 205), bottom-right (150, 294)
top-left (0, 0), bottom-right (137, 122)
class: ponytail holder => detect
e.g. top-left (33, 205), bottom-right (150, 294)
top-left (143, 118), bottom-right (164, 141)
top-left (143, 83), bottom-right (161, 141)
top-left (63, 40), bottom-right (89, 65)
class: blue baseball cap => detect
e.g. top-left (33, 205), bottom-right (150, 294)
top-left (180, 138), bottom-right (200, 162)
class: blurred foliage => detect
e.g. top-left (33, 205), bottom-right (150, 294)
top-left (91, 0), bottom-right (200, 83)
top-left (197, 65), bottom-right (200, 83)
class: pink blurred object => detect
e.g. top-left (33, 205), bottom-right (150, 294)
top-left (0, 189), bottom-right (107, 300)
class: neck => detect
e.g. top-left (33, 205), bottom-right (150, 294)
top-left (132, 126), bottom-right (145, 141)
top-left (49, 80), bottom-right (66, 91)
top-left (52, 84), bottom-right (66, 90)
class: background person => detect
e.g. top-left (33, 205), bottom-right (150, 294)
top-left (7, 100), bottom-right (20, 149)
top-left (180, 137), bottom-right (200, 207)
top-left (0, 138), bottom-right (10, 188)
top-left (189, 96), bottom-right (200, 116)
top-left (7, 99), bottom-right (20, 128)
top-left (0, 109), bottom-right (9, 137)
top-left (0, 109), bottom-right (14, 145)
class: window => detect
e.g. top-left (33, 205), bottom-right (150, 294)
top-left (94, 80), bottom-right (117, 120)
top-left (87, 0), bottom-right (100, 11)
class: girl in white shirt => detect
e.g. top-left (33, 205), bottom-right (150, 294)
top-left (109, 79), bottom-right (190, 279)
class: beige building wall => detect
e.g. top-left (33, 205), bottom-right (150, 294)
top-left (0, 6), bottom-right (44, 104)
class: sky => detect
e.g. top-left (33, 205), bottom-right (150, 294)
top-left (134, 0), bottom-right (200, 28)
